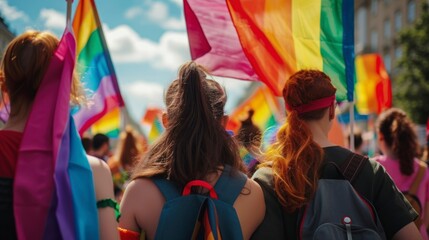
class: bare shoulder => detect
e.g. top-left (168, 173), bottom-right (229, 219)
top-left (87, 155), bottom-right (114, 200)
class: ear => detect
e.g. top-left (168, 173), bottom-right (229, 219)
top-left (162, 112), bottom-right (168, 128)
top-left (221, 115), bottom-right (229, 128)
top-left (328, 104), bottom-right (335, 121)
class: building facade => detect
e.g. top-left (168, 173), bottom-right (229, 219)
top-left (355, 0), bottom-right (425, 74)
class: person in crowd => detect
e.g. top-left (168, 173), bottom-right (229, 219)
top-left (347, 130), bottom-right (365, 155)
top-left (81, 134), bottom-right (93, 154)
top-left (236, 108), bottom-right (263, 176)
top-left (375, 108), bottom-right (429, 239)
top-left (109, 126), bottom-right (144, 201)
top-left (92, 133), bottom-right (111, 161)
top-left (251, 70), bottom-right (421, 239)
top-left (119, 61), bottom-right (265, 240)
top-left (0, 31), bottom-right (118, 240)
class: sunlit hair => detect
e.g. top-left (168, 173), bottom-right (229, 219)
top-left (0, 30), bottom-right (84, 117)
top-left (113, 126), bottom-right (144, 169)
top-left (262, 70), bottom-right (336, 212)
top-left (236, 109), bottom-right (262, 152)
top-left (132, 61), bottom-right (245, 187)
top-left (376, 108), bottom-right (418, 176)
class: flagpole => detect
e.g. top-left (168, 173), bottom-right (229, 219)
top-left (66, 0), bottom-right (72, 25)
top-left (349, 101), bottom-right (355, 152)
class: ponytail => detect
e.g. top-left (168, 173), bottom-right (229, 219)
top-left (262, 69), bottom-right (336, 212)
top-left (377, 108), bottom-right (418, 176)
top-left (133, 61), bottom-right (244, 186)
top-left (266, 110), bottom-right (323, 212)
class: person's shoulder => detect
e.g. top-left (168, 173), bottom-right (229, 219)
top-left (87, 155), bottom-right (114, 200)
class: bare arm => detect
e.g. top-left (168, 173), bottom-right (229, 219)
top-left (88, 156), bottom-right (119, 240)
top-left (233, 179), bottom-right (265, 240)
top-left (392, 222), bottom-right (422, 240)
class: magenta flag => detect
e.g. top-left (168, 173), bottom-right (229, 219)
top-left (14, 26), bottom-right (76, 240)
top-left (184, 0), bottom-right (258, 81)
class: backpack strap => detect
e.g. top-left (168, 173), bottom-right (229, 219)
top-left (408, 161), bottom-right (427, 195)
top-left (339, 152), bottom-right (368, 183)
top-left (214, 165), bottom-right (247, 205)
top-left (152, 178), bottom-right (181, 201)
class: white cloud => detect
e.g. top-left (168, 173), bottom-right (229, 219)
top-left (40, 8), bottom-right (66, 30)
top-left (0, 0), bottom-right (29, 21)
top-left (123, 81), bottom-right (165, 119)
top-left (104, 24), bottom-right (190, 71)
top-left (124, 1), bottom-right (185, 30)
top-left (170, 0), bottom-right (183, 7)
top-left (124, 7), bottom-right (143, 19)
top-left (147, 2), bottom-right (169, 22)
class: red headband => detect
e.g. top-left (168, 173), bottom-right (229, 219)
top-left (286, 95), bottom-right (335, 114)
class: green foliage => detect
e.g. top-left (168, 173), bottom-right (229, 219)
top-left (395, 3), bottom-right (429, 124)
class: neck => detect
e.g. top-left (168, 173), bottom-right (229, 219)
top-left (2, 105), bottom-right (31, 132)
top-left (305, 118), bottom-right (335, 148)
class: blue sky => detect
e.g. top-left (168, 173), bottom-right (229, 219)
top-left (0, 0), bottom-right (251, 122)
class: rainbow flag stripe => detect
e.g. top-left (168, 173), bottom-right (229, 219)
top-left (226, 0), bottom-right (355, 100)
top-left (355, 54), bottom-right (392, 114)
top-left (227, 87), bottom-right (281, 134)
top-left (91, 106), bottom-right (121, 138)
top-left (148, 116), bottom-right (164, 144)
top-left (72, 0), bottom-right (124, 135)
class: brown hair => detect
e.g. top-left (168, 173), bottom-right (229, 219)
top-left (132, 61), bottom-right (244, 187)
top-left (263, 70), bottom-right (336, 212)
top-left (114, 126), bottom-right (143, 170)
top-left (0, 30), bottom-right (83, 117)
top-left (376, 108), bottom-right (418, 176)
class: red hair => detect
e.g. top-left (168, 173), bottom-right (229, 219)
top-left (264, 70), bottom-right (336, 212)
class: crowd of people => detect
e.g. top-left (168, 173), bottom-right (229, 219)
top-left (1, 30), bottom-right (428, 240)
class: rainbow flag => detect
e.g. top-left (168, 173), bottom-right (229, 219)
top-left (186, 0), bottom-right (355, 100)
top-left (141, 108), bottom-right (165, 144)
top-left (72, 0), bottom-right (124, 135)
top-left (14, 26), bottom-right (98, 240)
top-left (355, 54), bottom-right (392, 114)
top-left (227, 86), bottom-right (281, 134)
top-left (91, 106), bottom-right (121, 138)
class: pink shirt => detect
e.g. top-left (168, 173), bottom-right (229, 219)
top-left (376, 155), bottom-right (429, 239)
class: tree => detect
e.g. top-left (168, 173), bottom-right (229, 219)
top-left (395, 3), bottom-right (429, 124)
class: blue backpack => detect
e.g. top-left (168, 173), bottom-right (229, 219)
top-left (299, 153), bottom-right (387, 240)
top-left (152, 165), bottom-right (247, 240)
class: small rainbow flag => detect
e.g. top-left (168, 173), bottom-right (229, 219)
top-left (186, 0), bottom-right (355, 101)
top-left (72, 0), bottom-right (124, 136)
top-left (141, 107), bottom-right (165, 144)
top-left (227, 86), bottom-right (281, 134)
top-left (355, 54), bottom-right (392, 114)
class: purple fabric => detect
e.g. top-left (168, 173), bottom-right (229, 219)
top-left (14, 26), bottom-right (76, 240)
top-left (185, 0), bottom-right (258, 81)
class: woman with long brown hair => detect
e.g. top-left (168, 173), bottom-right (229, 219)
top-left (119, 61), bottom-right (264, 239)
top-left (251, 70), bottom-right (420, 239)
top-left (376, 108), bottom-right (429, 239)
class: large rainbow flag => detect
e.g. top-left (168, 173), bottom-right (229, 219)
top-left (355, 54), bottom-right (392, 114)
top-left (14, 25), bottom-right (98, 240)
top-left (227, 86), bottom-right (282, 134)
top-left (186, 0), bottom-right (355, 101)
top-left (91, 106), bottom-right (121, 138)
top-left (72, 0), bottom-right (124, 136)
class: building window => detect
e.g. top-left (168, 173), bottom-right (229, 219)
top-left (384, 19), bottom-right (391, 40)
top-left (408, 0), bottom-right (416, 22)
top-left (395, 11), bottom-right (402, 32)
top-left (395, 47), bottom-right (402, 60)
top-left (371, 0), bottom-right (378, 15)
top-left (356, 7), bottom-right (367, 52)
top-left (371, 30), bottom-right (378, 51)
top-left (384, 53), bottom-right (391, 72)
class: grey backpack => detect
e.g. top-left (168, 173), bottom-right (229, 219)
top-left (299, 154), bottom-right (386, 240)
